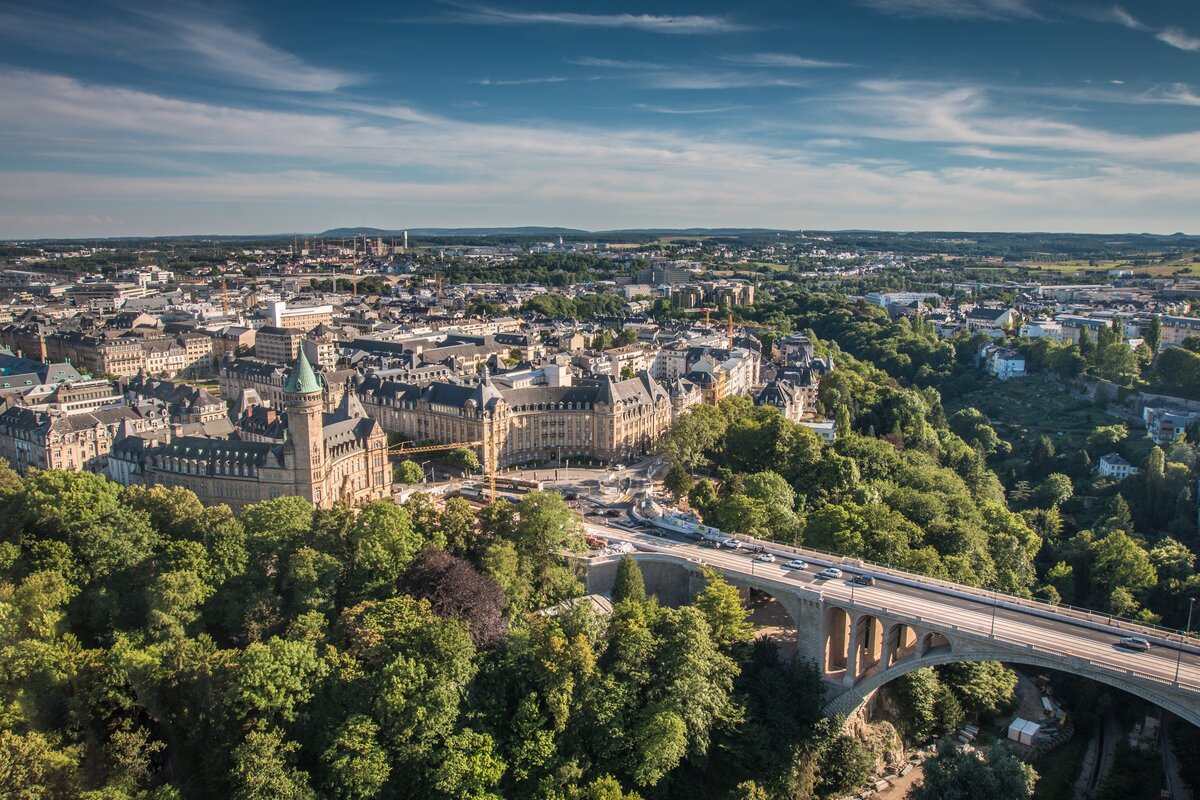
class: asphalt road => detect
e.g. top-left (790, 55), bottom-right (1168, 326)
top-left (583, 521), bottom-right (1200, 694)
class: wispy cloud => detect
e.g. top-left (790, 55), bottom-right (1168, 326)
top-left (3, 69), bottom-right (1200, 237)
top-left (829, 80), bottom-right (1200, 164)
top-left (858, 0), bottom-right (1039, 20)
top-left (634, 103), bottom-right (741, 114)
top-left (640, 70), bottom-right (809, 90)
top-left (569, 57), bottom-right (661, 69)
top-left (1156, 27), bottom-right (1200, 52)
top-left (0, 2), bottom-right (357, 91)
top-left (474, 76), bottom-right (573, 86)
top-left (1109, 6), bottom-right (1200, 53)
top-left (720, 52), bottom-right (852, 68)
top-left (445, 4), bottom-right (747, 34)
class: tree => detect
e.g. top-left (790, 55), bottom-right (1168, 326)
top-left (395, 460), bottom-right (425, 485)
top-left (230, 726), bottom-right (316, 800)
top-left (663, 464), bottom-right (694, 500)
top-left (1089, 530), bottom-right (1157, 608)
top-left (400, 548), bottom-right (508, 648)
top-left (910, 741), bottom-right (1036, 800)
top-left (433, 728), bottom-right (506, 800)
top-left (695, 568), bottom-right (752, 647)
top-left (448, 448), bottom-right (481, 472)
top-left (1087, 424), bottom-right (1127, 457)
top-left (938, 661), bottom-right (1017, 716)
top-left (612, 556), bottom-right (647, 604)
top-left (342, 501), bottom-right (424, 601)
top-left (817, 734), bottom-right (874, 797)
top-left (320, 715), bottom-right (390, 800)
top-left (1146, 315), bottom-right (1161, 354)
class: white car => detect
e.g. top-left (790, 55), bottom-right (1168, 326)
top-left (817, 567), bottom-right (843, 580)
top-left (785, 559), bottom-right (809, 569)
top-left (756, 553), bottom-right (776, 563)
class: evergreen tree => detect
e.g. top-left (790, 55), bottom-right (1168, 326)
top-left (612, 556), bottom-right (647, 604)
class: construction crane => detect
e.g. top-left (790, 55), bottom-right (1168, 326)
top-left (727, 311), bottom-right (735, 348)
top-left (388, 424), bottom-right (500, 500)
top-left (221, 277), bottom-right (230, 317)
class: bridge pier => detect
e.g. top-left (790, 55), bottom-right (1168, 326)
top-left (578, 553), bottom-right (1200, 728)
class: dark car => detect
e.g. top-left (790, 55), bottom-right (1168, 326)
top-left (850, 574), bottom-right (876, 587)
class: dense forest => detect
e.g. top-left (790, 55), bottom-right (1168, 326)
top-left (4, 465), bottom-right (921, 799)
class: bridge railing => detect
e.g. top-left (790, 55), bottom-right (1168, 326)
top-left (616, 512), bottom-right (1200, 653)
top-left (690, 526), bottom-right (1200, 651)
top-left (589, 546), bottom-right (1200, 692)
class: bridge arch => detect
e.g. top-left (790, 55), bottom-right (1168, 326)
top-left (823, 649), bottom-right (1200, 728)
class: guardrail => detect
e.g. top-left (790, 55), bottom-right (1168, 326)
top-left (626, 509), bottom-right (1200, 652)
top-left (588, 543), bottom-right (1200, 694)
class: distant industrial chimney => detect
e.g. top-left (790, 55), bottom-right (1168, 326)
top-left (403, 230), bottom-right (409, 250)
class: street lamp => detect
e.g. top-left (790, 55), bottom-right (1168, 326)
top-left (1176, 597), bottom-right (1196, 686)
top-left (991, 591), bottom-right (998, 638)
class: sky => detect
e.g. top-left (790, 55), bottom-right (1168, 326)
top-left (1, 0), bottom-right (1199, 238)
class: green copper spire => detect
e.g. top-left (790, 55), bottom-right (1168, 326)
top-left (283, 347), bottom-right (323, 395)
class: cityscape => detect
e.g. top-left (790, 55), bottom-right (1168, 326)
top-left (1, 2), bottom-right (1199, 800)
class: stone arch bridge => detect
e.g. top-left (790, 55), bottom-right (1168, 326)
top-left (583, 549), bottom-right (1200, 727)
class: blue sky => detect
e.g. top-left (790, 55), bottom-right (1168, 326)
top-left (1, 0), bottom-right (1199, 237)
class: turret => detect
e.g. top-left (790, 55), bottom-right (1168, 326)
top-left (283, 349), bottom-right (325, 504)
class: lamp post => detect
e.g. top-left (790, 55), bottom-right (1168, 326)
top-left (991, 592), bottom-right (998, 638)
top-left (1176, 597), bottom-right (1196, 685)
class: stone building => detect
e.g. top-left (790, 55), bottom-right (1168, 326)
top-left (356, 368), bottom-right (671, 468)
top-left (111, 351), bottom-right (390, 510)
top-left (0, 401), bottom-right (170, 473)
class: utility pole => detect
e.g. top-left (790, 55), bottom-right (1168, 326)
top-left (1176, 596), bottom-right (1195, 685)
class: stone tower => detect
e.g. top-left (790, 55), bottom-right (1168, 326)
top-left (283, 348), bottom-right (325, 504)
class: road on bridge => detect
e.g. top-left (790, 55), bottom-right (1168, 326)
top-left (583, 521), bottom-right (1200, 694)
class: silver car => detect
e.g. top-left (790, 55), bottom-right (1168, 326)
top-left (817, 567), bottom-right (843, 580)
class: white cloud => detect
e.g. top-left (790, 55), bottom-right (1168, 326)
top-left (634, 103), bottom-right (741, 114)
top-left (2, 69), bottom-right (1200, 236)
top-left (1156, 27), bottom-right (1200, 52)
top-left (831, 80), bottom-right (1200, 164)
top-left (1110, 5), bottom-right (1145, 30)
top-left (447, 4), bottom-right (746, 34)
top-left (721, 53), bottom-right (852, 69)
top-left (0, 3), bottom-right (358, 91)
top-left (474, 76), bottom-right (572, 85)
top-left (1107, 6), bottom-right (1200, 54)
top-left (858, 0), bottom-right (1039, 20)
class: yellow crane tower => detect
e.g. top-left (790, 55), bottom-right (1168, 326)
top-left (388, 421), bottom-right (500, 501)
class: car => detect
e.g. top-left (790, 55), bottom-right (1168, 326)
top-left (851, 574), bottom-right (876, 587)
top-left (1118, 636), bottom-right (1151, 652)
top-left (613, 464), bottom-right (626, 471)
top-left (816, 567), bottom-right (843, 580)
top-left (785, 559), bottom-right (809, 569)
top-left (604, 509), bottom-right (622, 517)
top-left (756, 553), bottom-right (776, 563)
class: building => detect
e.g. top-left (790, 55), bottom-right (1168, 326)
top-left (1143, 406), bottom-right (1200, 445)
top-left (111, 351), bottom-right (390, 510)
top-left (865, 291), bottom-right (941, 308)
top-left (0, 402), bottom-right (170, 473)
top-left (1098, 453), bottom-right (1139, 480)
top-left (965, 307), bottom-right (1019, 336)
top-left (256, 326), bottom-right (305, 363)
top-left (356, 368), bottom-right (672, 468)
top-left (980, 344), bottom-right (1027, 380)
top-left (45, 332), bottom-right (147, 378)
top-left (1019, 319), bottom-right (1066, 342)
top-left (755, 379), bottom-right (805, 422)
top-left (1160, 315), bottom-right (1200, 351)
top-left (265, 301), bottom-right (334, 332)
